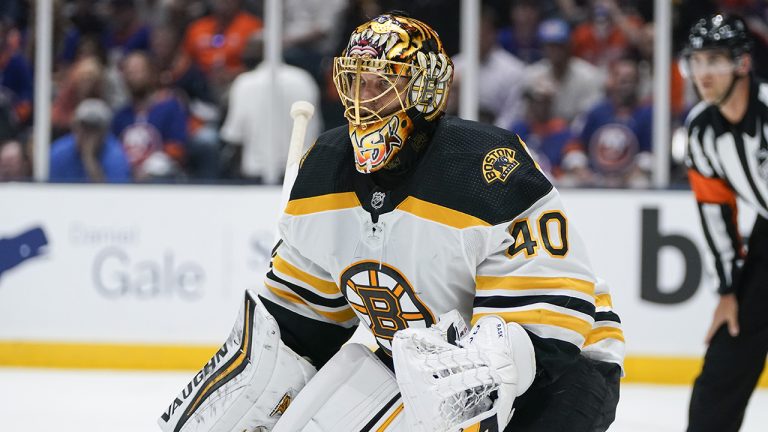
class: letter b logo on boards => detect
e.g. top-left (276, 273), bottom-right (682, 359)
top-left (640, 208), bottom-right (702, 304)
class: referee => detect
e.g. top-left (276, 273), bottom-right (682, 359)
top-left (681, 13), bottom-right (768, 432)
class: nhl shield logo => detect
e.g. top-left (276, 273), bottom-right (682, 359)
top-left (371, 191), bottom-right (386, 210)
top-left (482, 147), bottom-right (520, 184)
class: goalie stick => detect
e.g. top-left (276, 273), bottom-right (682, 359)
top-left (278, 101), bottom-right (315, 218)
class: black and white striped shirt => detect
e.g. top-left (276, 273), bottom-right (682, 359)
top-left (686, 77), bottom-right (768, 293)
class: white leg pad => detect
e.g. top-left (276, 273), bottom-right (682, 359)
top-left (158, 290), bottom-right (316, 432)
top-left (273, 343), bottom-right (405, 432)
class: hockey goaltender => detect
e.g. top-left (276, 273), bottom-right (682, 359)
top-left (159, 12), bottom-right (625, 432)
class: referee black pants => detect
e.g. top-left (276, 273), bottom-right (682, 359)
top-left (688, 216), bottom-right (768, 432)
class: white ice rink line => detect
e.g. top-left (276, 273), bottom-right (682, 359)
top-left (1, 368), bottom-right (766, 431)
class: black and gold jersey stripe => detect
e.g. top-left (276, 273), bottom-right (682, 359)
top-left (290, 116), bottom-right (553, 227)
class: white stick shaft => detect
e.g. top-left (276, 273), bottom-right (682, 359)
top-left (286, 100), bottom-right (316, 171)
top-left (286, 115), bottom-right (310, 168)
top-left (277, 101), bottom-right (315, 229)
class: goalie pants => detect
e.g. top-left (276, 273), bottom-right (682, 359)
top-left (504, 355), bottom-right (621, 432)
top-left (688, 216), bottom-right (768, 432)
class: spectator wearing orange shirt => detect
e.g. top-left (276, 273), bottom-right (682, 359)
top-left (182, 0), bottom-right (261, 97)
top-left (570, 0), bottom-right (644, 69)
top-left (634, 23), bottom-right (685, 119)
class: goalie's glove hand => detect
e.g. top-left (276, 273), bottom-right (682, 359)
top-left (392, 315), bottom-right (536, 432)
top-left (459, 316), bottom-right (537, 426)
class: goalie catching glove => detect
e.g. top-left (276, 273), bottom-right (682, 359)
top-left (392, 314), bottom-right (536, 432)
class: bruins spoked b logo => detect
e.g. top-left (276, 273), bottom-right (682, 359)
top-left (340, 261), bottom-right (435, 354)
top-left (483, 147), bottom-right (520, 184)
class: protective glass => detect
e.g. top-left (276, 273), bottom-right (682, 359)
top-left (333, 56), bottom-right (422, 126)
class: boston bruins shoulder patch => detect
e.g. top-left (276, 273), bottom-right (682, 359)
top-left (482, 147), bottom-right (520, 184)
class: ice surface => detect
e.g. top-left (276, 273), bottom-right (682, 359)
top-left (0, 368), bottom-right (766, 431)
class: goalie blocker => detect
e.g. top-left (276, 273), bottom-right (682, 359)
top-left (158, 290), bottom-right (316, 432)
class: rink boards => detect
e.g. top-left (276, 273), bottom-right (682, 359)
top-left (0, 183), bottom-right (765, 386)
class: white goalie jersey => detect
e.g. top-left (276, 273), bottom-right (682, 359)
top-left (158, 118), bottom-right (626, 432)
top-left (258, 117), bottom-right (625, 377)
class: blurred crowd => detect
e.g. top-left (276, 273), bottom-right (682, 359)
top-left (0, 0), bottom-right (767, 187)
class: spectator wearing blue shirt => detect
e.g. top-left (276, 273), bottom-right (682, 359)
top-left (571, 55), bottom-right (653, 188)
top-left (112, 51), bottom-right (187, 181)
top-left (497, 0), bottom-right (543, 64)
top-left (151, 25), bottom-right (220, 180)
top-left (60, 0), bottom-right (151, 65)
top-left (50, 99), bottom-right (132, 183)
top-left (0, 18), bottom-right (32, 126)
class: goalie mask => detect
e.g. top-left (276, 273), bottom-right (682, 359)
top-left (333, 14), bottom-right (453, 173)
